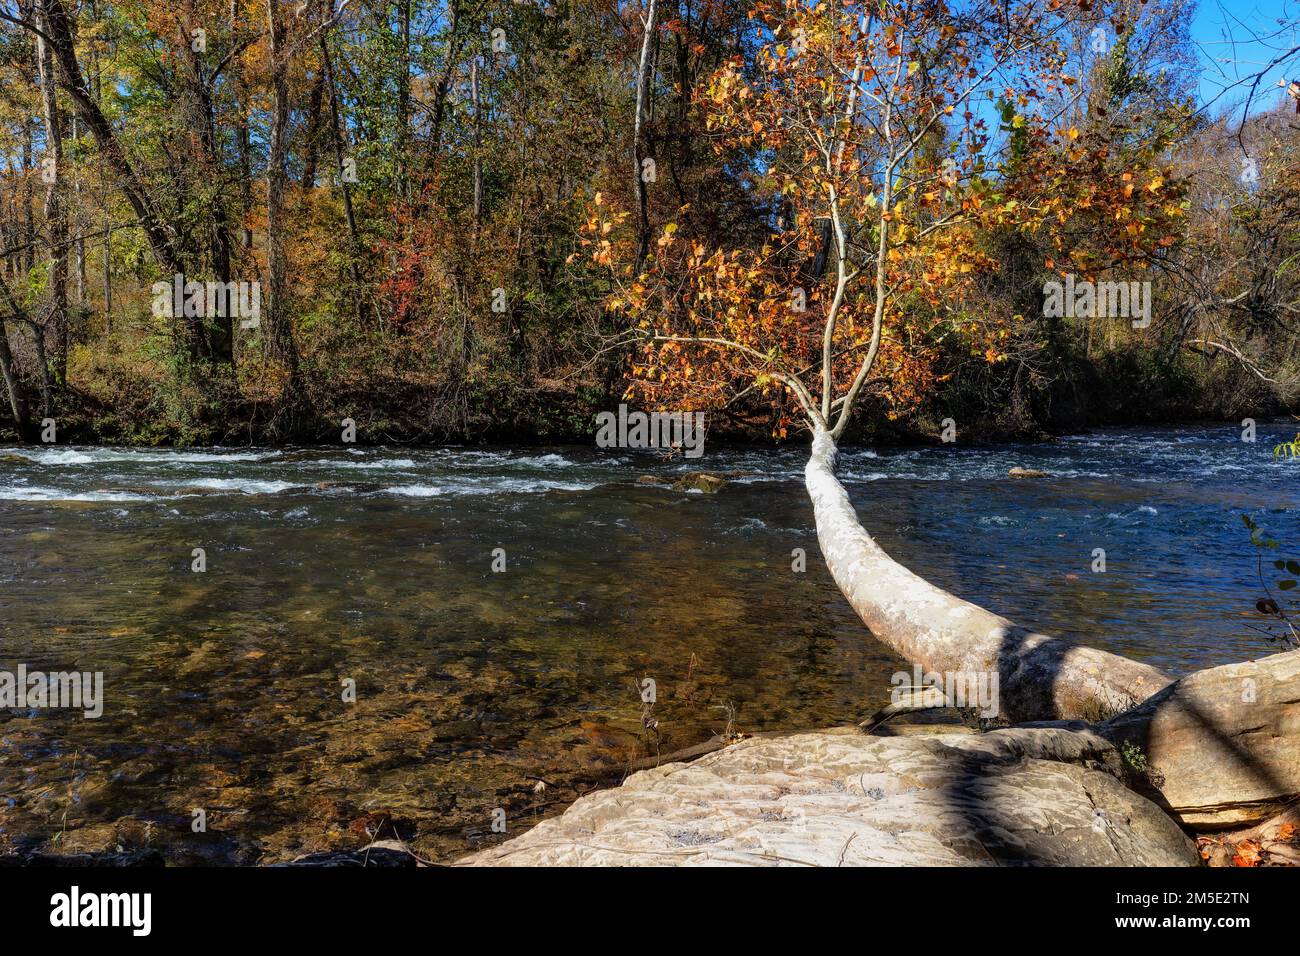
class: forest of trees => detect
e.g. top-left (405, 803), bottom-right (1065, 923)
top-left (0, 0), bottom-right (1296, 446)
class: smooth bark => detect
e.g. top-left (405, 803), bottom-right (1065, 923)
top-left (805, 426), bottom-right (1300, 825)
top-left (264, 0), bottom-right (303, 379)
top-left (804, 426), bottom-right (1172, 724)
top-left (632, 0), bottom-right (658, 272)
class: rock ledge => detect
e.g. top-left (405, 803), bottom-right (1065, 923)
top-left (459, 726), bottom-right (1200, 866)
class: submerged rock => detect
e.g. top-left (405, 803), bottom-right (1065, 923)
top-left (313, 481), bottom-right (383, 493)
top-left (457, 726), bottom-right (1199, 866)
top-left (638, 470), bottom-right (754, 492)
top-left (672, 472), bottom-right (728, 494)
top-left (1, 453), bottom-right (34, 465)
top-left (1008, 467), bottom-right (1049, 478)
top-left (276, 842), bottom-right (419, 867)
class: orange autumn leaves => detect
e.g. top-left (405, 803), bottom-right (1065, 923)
top-left (1198, 821), bottom-right (1299, 867)
top-left (583, 0), bottom-right (1176, 438)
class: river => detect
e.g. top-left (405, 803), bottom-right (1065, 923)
top-left (0, 423), bottom-right (1294, 862)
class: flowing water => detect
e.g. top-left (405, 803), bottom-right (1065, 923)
top-left (0, 424), bottom-right (1295, 863)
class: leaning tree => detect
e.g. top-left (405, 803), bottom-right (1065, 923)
top-left (585, 0), bottom-right (1299, 828)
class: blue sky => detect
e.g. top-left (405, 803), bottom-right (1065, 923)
top-left (1191, 0), bottom-right (1299, 118)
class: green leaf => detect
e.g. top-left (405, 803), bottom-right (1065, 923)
top-left (1279, 580), bottom-right (1297, 591)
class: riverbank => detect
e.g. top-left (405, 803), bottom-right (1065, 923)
top-left (3, 342), bottom-right (1292, 448)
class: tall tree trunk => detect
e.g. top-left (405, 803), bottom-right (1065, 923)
top-left (300, 66), bottom-right (325, 188)
top-left (0, 273), bottom-right (52, 419)
top-left (73, 119), bottom-right (86, 315)
top-left (36, 0), bottom-right (69, 386)
top-left (396, 0), bottom-right (410, 196)
top-left (0, 319), bottom-right (28, 436)
top-left (22, 126), bottom-right (34, 275)
top-left (102, 217), bottom-right (112, 329)
top-left (264, 0), bottom-right (302, 386)
top-left (632, 0), bottom-right (658, 273)
top-left (323, 41), bottom-right (364, 325)
top-left (181, 25), bottom-right (235, 362)
top-left (41, 0), bottom-right (183, 281)
top-left (231, 0), bottom-right (254, 251)
top-left (422, 0), bottom-right (461, 168)
top-left (471, 56), bottom-right (482, 227)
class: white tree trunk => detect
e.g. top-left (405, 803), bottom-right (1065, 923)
top-left (804, 427), bottom-right (1171, 723)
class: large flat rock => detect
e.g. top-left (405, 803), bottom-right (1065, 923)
top-left (458, 727), bottom-right (1199, 866)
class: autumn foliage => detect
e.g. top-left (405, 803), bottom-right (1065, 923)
top-left (585, 0), bottom-right (1183, 441)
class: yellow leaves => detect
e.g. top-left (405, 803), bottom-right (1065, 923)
top-left (1146, 176), bottom-right (1164, 193)
top-left (908, 61), bottom-right (920, 76)
top-left (1066, 126), bottom-right (1080, 141)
